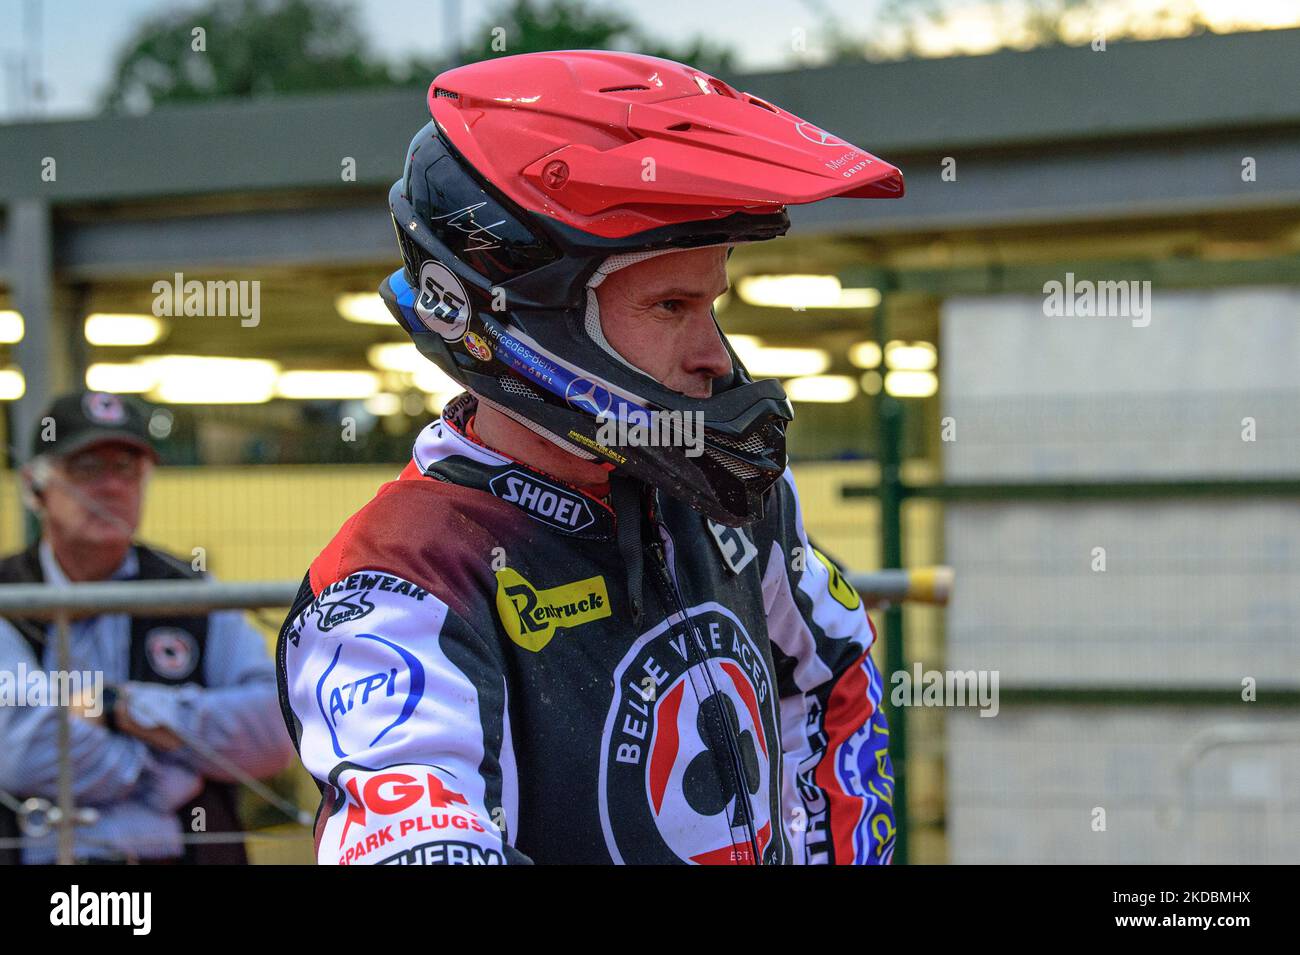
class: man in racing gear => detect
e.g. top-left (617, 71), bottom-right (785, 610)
top-left (277, 50), bottom-right (904, 865)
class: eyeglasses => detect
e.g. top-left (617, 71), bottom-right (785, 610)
top-left (61, 454), bottom-right (146, 485)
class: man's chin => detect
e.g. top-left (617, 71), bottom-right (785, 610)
top-left (81, 516), bottom-right (136, 546)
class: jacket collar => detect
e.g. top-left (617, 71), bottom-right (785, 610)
top-left (413, 393), bottom-right (618, 541)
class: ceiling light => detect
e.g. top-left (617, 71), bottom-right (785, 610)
top-left (0, 311), bottom-right (23, 344)
top-left (276, 370), bottom-right (381, 400)
top-left (729, 336), bottom-right (829, 376)
top-left (367, 343), bottom-right (425, 372)
top-left (736, 275), bottom-right (841, 309)
top-left (147, 356), bottom-right (280, 403)
top-left (848, 341), bottom-right (882, 369)
top-left (412, 363), bottom-right (463, 399)
top-left (84, 313), bottom-right (166, 346)
top-left (85, 362), bottom-right (157, 394)
top-left (783, 374), bottom-right (858, 403)
top-left (834, 288), bottom-right (882, 309)
top-left (884, 370), bottom-right (938, 398)
top-left (0, 367), bottom-right (24, 401)
top-left (364, 393), bottom-right (403, 417)
top-left (735, 276), bottom-right (881, 309)
top-left (884, 341), bottom-right (937, 371)
top-left (337, 293), bottom-right (398, 325)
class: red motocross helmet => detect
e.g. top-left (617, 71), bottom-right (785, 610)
top-left (380, 50), bottom-right (903, 526)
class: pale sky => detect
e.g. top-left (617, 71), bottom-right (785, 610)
top-left (0, 0), bottom-right (890, 122)
top-left (1, 0), bottom-right (1297, 123)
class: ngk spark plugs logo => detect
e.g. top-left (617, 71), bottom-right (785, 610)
top-left (322, 763), bottom-right (498, 865)
top-left (599, 602), bottom-right (782, 865)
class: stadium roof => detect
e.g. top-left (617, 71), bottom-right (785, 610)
top-left (1, 27), bottom-right (1298, 280)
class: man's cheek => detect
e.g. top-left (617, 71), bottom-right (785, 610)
top-left (44, 490), bottom-right (82, 527)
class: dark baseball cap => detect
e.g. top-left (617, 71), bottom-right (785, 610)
top-left (30, 391), bottom-right (160, 462)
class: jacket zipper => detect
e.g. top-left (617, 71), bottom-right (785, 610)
top-left (646, 532), bottom-right (763, 866)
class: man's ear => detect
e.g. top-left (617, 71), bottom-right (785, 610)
top-left (18, 460), bottom-right (48, 514)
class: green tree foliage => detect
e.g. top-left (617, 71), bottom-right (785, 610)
top-left (465, 0), bottom-right (636, 57)
top-left (462, 0), bottom-right (735, 74)
top-left (102, 0), bottom-right (739, 113)
top-left (103, 0), bottom-right (411, 111)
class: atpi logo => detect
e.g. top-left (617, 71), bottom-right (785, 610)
top-left (493, 567), bottom-right (611, 652)
top-left (315, 633), bottom-right (425, 758)
top-left (599, 602), bottom-right (782, 864)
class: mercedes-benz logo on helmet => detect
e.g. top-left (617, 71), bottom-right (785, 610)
top-left (564, 378), bottom-right (612, 417)
top-left (794, 121), bottom-right (846, 147)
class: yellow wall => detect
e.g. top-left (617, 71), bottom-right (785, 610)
top-left (0, 472), bottom-right (22, 554)
top-left (4, 461), bottom-right (940, 581)
top-left (137, 464), bottom-right (399, 582)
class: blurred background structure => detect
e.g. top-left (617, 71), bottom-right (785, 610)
top-left (1, 0), bottom-right (1298, 863)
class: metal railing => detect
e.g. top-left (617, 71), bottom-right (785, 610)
top-left (0, 568), bottom-right (951, 864)
top-left (0, 579), bottom-right (309, 865)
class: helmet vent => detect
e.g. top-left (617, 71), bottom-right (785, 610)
top-left (599, 84), bottom-right (649, 93)
top-left (434, 87), bottom-right (460, 100)
top-left (746, 96), bottom-right (778, 112)
top-left (706, 447), bottom-right (761, 481)
top-left (498, 374), bottom-right (544, 401)
top-left (711, 431), bottom-right (768, 455)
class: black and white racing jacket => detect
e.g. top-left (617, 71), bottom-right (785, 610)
top-left (276, 394), bottom-right (895, 865)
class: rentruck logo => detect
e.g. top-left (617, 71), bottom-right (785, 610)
top-left (494, 567), bottom-right (612, 652)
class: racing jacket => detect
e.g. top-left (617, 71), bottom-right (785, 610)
top-left (276, 393), bottom-right (895, 865)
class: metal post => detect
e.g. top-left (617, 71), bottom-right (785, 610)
top-left (53, 610), bottom-right (74, 865)
top-left (872, 273), bottom-right (909, 863)
top-left (10, 199), bottom-right (57, 471)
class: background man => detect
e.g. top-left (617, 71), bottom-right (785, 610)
top-left (0, 390), bottom-right (295, 864)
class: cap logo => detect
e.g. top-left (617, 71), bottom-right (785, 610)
top-left (83, 392), bottom-right (127, 425)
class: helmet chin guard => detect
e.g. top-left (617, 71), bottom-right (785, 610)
top-left (384, 50), bottom-right (903, 525)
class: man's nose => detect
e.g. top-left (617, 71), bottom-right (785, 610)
top-left (683, 310), bottom-right (733, 383)
top-left (88, 472), bottom-right (140, 498)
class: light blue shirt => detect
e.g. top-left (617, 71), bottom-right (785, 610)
top-left (0, 541), bottom-right (295, 862)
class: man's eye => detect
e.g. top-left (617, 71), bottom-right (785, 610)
top-left (656, 300), bottom-right (683, 313)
